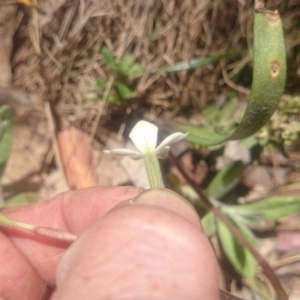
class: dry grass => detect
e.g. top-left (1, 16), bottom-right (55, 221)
top-left (8, 1), bottom-right (250, 129)
top-left (11, 0), bottom-right (300, 134)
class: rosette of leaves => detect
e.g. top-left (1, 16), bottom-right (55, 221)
top-left (90, 47), bottom-right (145, 104)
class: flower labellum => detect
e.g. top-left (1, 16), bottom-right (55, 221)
top-left (104, 120), bottom-right (187, 160)
top-left (104, 120), bottom-right (188, 188)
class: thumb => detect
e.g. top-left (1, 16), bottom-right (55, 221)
top-left (52, 189), bottom-right (219, 300)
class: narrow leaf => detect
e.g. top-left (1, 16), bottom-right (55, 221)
top-left (243, 277), bottom-right (273, 300)
top-left (159, 52), bottom-right (240, 73)
top-left (175, 122), bottom-right (229, 146)
top-left (206, 161), bottom-right (246, 200)
top-left (232, 196), bottom-right (300, 220)
top-left (229, 214), bottom-right (258, 248)
top-left (217, 217), bottom-right (256, 278)
top-left (202, 212), bottom-right (216, 237)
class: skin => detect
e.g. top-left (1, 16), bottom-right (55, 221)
top-left (0, 187), bottom-right (219, 300)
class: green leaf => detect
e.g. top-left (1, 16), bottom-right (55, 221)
top-left (101, 47), bottom-right (117, 71)
top-left (119, 55), bottom-right (145, 76)
top-left (221, 205), bottom-right (266, 228)
top-left (218, 97), bottom-right (239, 124)
top-left (229, 214), bottom-right (258, 248)
top-left (232, 196), bottom-right (300, 220)
top-left (159, 51), bottom-right (240, 73)
top-left (128, 63), bottom-right (145, 76)
top-left (0, 106), bottom-right (13, 181)
top-left (179, 185), bottom-right (201, 203)
top-left (115, 82), bottom-right (135, 99)
top-left (206, 161), bottom-right (246, 200)
top-left (5, 193), bottom-right (40, 207)
top-left (95, 79), bottom-right (108, 90)
top-left (174, 8), bottom-right (286, 145)
top-left (176, 122), bottom-right (230, 146)
top-left (201, 105), bottom-right (220, 126)
top-left (202, 212), bottom-right (216, 237)
top-left (217, 217), bottom-right (256, 278)
top-left (243, 277), bottom-right (273, 300)
top-left (238, 135), bottom-right (258, 149)
top-left (119, 55), bottom-right (135, 76)
top-left (186, 97), bottom-right (239, 142)
top-left (107, 91), bottom-right (120, 104)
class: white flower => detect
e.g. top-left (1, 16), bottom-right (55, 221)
top-left (104, 120), bottom-right (188, 160)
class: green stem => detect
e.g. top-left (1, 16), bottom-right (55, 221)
top-left (0, 213), bottom-right (35, 231)
top-left (0, 212), bottom-right (76, 242)
top-left (143, 152), bottom-right (164, 188)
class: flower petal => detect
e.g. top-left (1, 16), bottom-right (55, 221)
top-left (104, 149), bottom-right (142, 159)
top-left (156, 146), bottom-right (170, 159)
top-left (155, 132), bottom-right (188, 154)
top-left (129, 120), bottom-right (158, 153)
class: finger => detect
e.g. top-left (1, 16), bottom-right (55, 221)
top-left (0, 186), bottom-right (142, 295)
top-left (53, 189), bottom-right (219, 300)
top-left (0, 231), bottom-right (50, 300)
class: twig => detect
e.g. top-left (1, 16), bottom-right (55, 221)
top-left (169, 151), bottom-right (288, 300)
top-left (27, 0), bottom-right (41, 54)
top-left (44, 101), bottom-right (68, 189)
top-left (90, 75), bottom-right (113, 140)
top-left (271, 252), bottom-right (300, 270)
top-left (221, 60), bottom-right (250, 95)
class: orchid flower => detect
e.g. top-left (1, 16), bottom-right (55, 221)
top-left (104, 120), bottom-right (187, 188)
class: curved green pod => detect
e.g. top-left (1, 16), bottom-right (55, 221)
top-left (175, 5), bottom-right (286, 146)
top-left (231, 9), bottom-right (286, 139)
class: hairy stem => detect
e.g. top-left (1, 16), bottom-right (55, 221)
top-left (144, 151), bottom-right (164, 188)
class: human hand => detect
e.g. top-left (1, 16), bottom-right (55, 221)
top-left (0, 187), bottom-right (219, 299)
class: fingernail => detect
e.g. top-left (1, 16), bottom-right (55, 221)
top-left (131, 188), bottom-right (202, 229)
